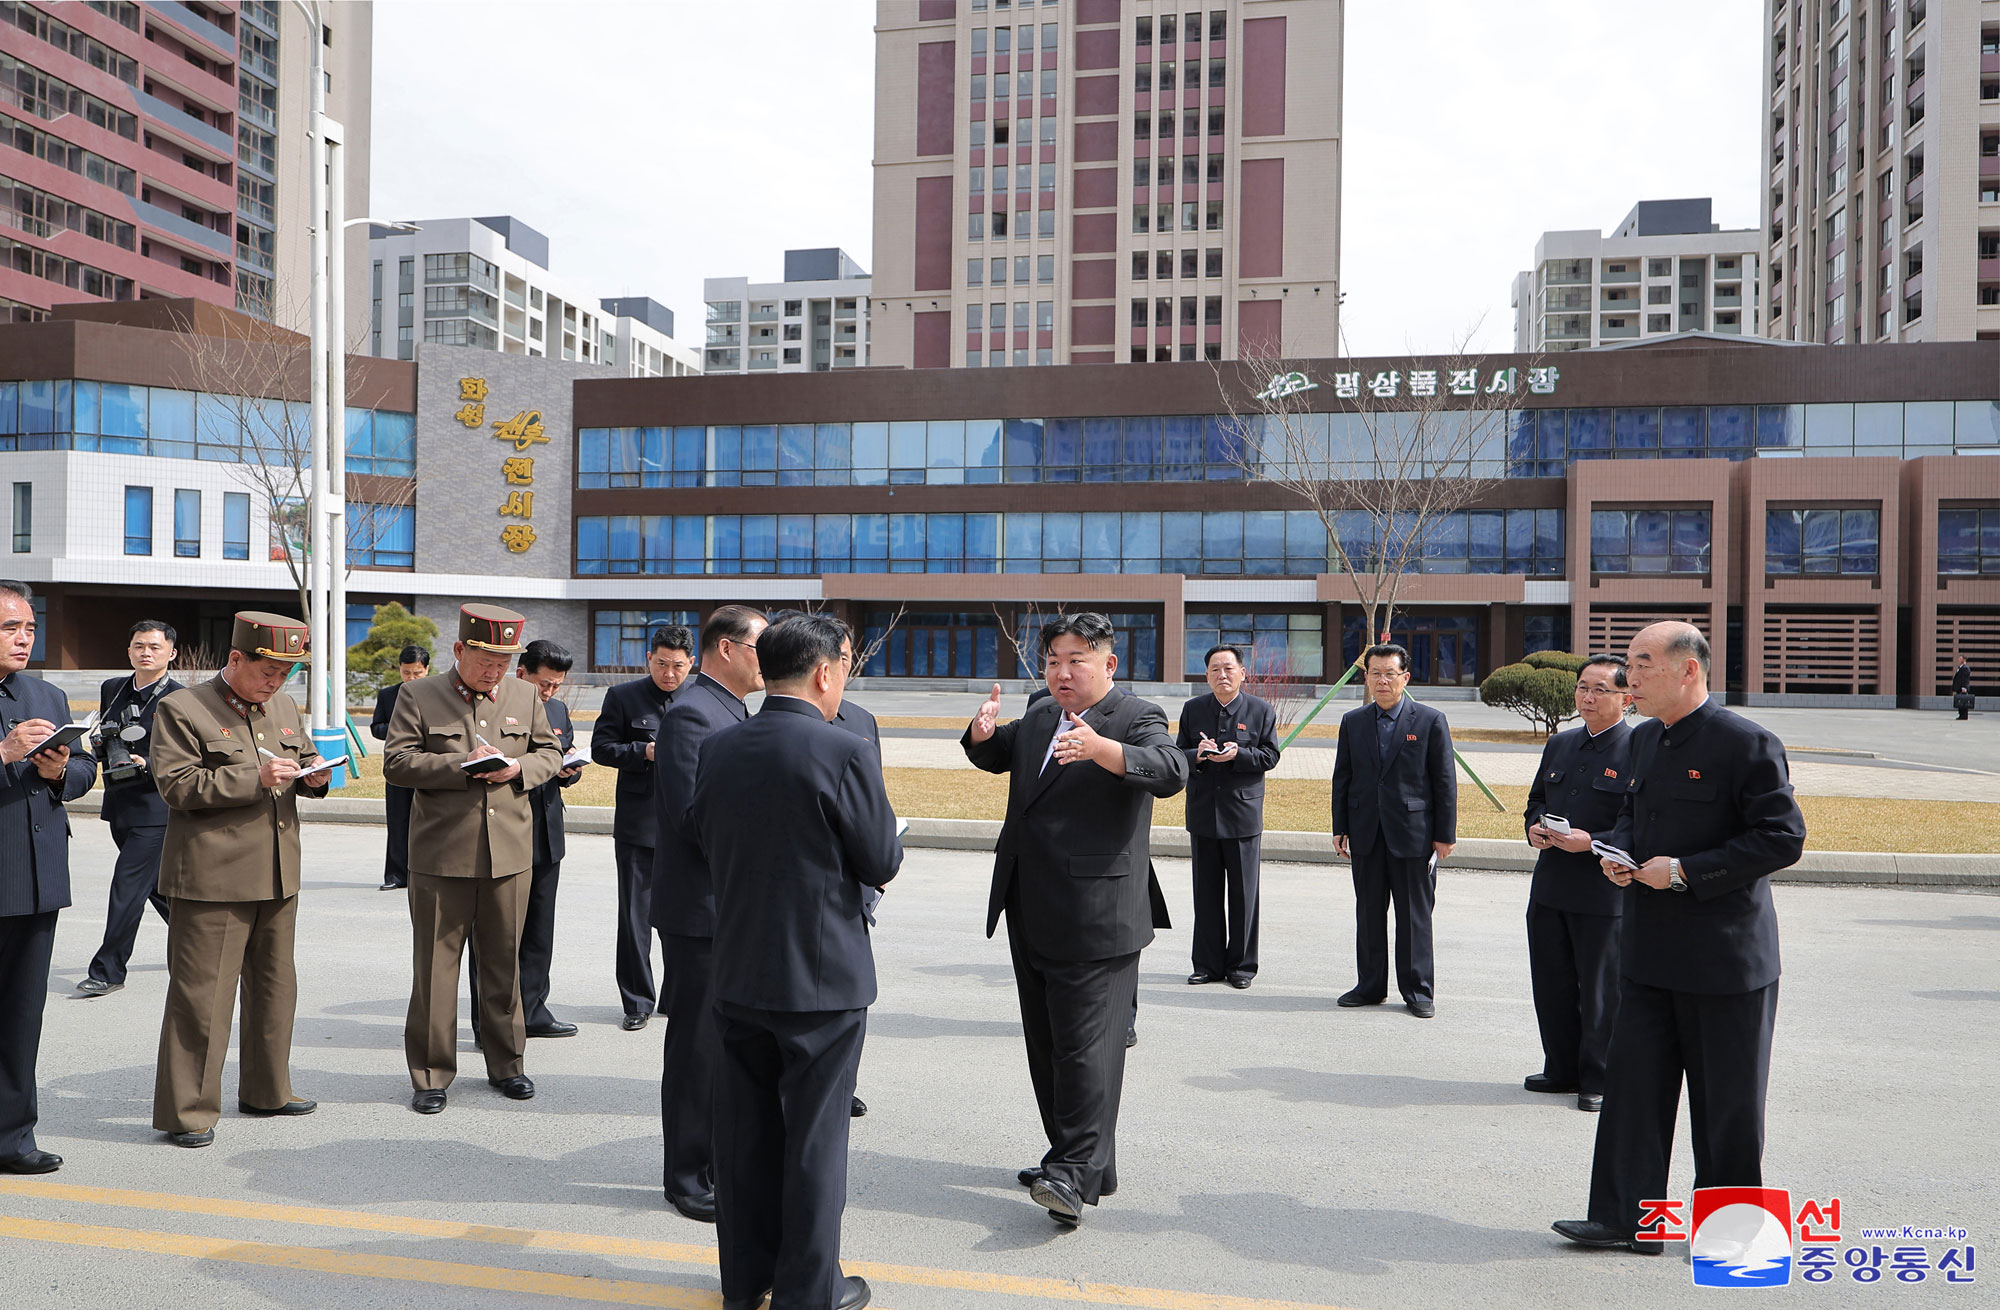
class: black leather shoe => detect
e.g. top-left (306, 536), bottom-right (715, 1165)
top-left (239, 1097), bottom-right (316, 1116)
top-left (526, 1020), bottom-right (578, 1038)
top-left (1577, 1093), bottom-right (1603, 1112)
top-left (1016, 1166), bottom-right (1114, 1196)
top-left (75, 978), bottom-right (121, 997)
top-left (167, 1129), bottom-right (214, 1149)
top-left (1524, 1074), bottom-right (1578, 1094)
top-left (850, 1095), bottom-right (867, 1118)
top-left (377, 880), bottom-right (405, 892)
top-left (1125, 1026), bottom-right (1138, 1048)
top-left (1553, 1219), bottom-right (1662, 1254)
top-left (836, 1275), bottom-right (871, 1309)
top-left (489, 1075), bottom-right (535, 1100)
top-left (670, 1191), bottom-right (718, 1223)
top-left (721, 1291), bottom-right (770, 1310)
top-left (621, 1012), bottom-right (650, 1031)
top-left (1225, 972), bottom-right (1252, 989)
top-left (0, 1150), bottom-right (61, 1174)
top-left (1187, 971), bottom-right (1221, 985)
top-left (412, 1089), bottom-right (446, 1114)
top-left (1337, 989), bottom-right (1384, 1007)
top-left (1406, 997), bottom-right (1436, 1018)
top-left (1030, 1175), bottom-right (1083, 1226)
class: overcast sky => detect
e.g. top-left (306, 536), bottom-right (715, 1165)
top-left (369, 0), bottom-right (1763, 357)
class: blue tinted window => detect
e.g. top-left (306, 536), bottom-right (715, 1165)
top-left (1708, 406), bottom-right (1751, 448)
top-left (889, 512), bottom-right (925, 571)
top-left (853, 513), bottom-right (889, 570)
top-left (816, 513), bottom-right (852, 568)
top-left (173, 488), bottom-right (200, 557)
top-left (1123, 416), bottom-right (1160, 476)
top-left (1122, 511), bottom-right (1160, 567)
top-left (1081, 511), bottom-right (1119, 570)
top-left (1160, 415), bottom-right (1201, 480)
top-left (741, 426), bottom-right (778, 484)
top-left (124, 485), bottom-right (153, 555)
top-left (1004, 418), bottom-right (1043, 482)
top-left (1162, 510), bottom-right (1201, 568)
top-left (709, 426), bottom-right (742, 486)
top-left (577, 516), bottom-right (608, 573)
top-left (966, 513), bottom-right (1000, 570)
top-left (578, 428), bottom-right (609, 486)
top-left (965, 419), bottom-right (1003, 482)
top-left (223, 492), bottom-right (250, 560)
top-left (1083, 418), bottom-right (1120, 480)
top-left (779, 424), bottom-right (814, 485)
top-left (1044, 418), bottom-right (1082, 481)
top-left (1004, 512), bottom-right (1042, 570)
top-left (927, 420), bottom-right (966, 484)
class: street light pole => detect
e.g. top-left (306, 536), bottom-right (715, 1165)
top-left (293, 0), bottom-right (329, 733)
top-left (326, 115), bottom-right (346, 736)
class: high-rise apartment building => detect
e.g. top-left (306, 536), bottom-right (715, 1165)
top-left (871, 0), bottom-right (1339, 369)
top-left (366, 215), bottom-right (699, 377)
top-left (0, 0), bottom-right (370, 337)
top-left (1511, 199), bottom-right (1763, 352)
top-left (1762, 0), bottom-right (2000, 343)
top-left (702, 247), bottom-right (872, 373)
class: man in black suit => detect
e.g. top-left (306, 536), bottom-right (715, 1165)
top-left (1555, 622), bottom-right (1806, 1255)
top-left (1521, 654), bottom-right (1634, 1113)
top-left (1952, 654), bottom-right (1974, 719)
top-left (595, 625), bottom-right (694, 1030)
top-left (77, 620), bottom-right (182, 996)
top-left (369, 645), bottom-right (430, 891)
top-left (1329, 642), bottom-right (1458, 1018)
top-left (0, 580), bottom-right (97, 1175)
top-left (1176, 644), bottom-right (1281, 989)
top-left (829, 648), bottom-right (886, 1121)
top-left (690, 612), bottom-right (899, 1310)
top-left (963, 612), bottom-right (1186, 1227)
top-left (652, 605), bottom-right (765, 1223)
top-left (471, 640), bottom-right (585, 1041)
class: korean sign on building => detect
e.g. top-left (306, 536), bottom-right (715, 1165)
top-left (1253, 365), bottom-right (1561, 403)
top-left (456, 376), bottom-right (547, 554)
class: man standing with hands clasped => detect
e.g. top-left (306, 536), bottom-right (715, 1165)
top-left (1555, 621), bottom-right (1805, 1255)
top-left (1521, 654), bottom-right (1634, 1113)
top-left (962, 612), bottom-right (1185, 1228)
top-left (386, 604), bottom-right (562, 1115)
top-left (150, 612), bottom-right (328, 1148)
top-left (1329, 643), bottom-right (1457, 1018)
top-left (1177, 644), bottom-right (1281, 989)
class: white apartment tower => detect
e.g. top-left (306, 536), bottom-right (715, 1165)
top-left (1512, 199), bottom-right (1763, 353)
top-left (702, 248), bottom-right (872, 373)
top-left (1761, 0), bottom-right (2000, 343)
top-left (366, 216), bottom-right (699, 377)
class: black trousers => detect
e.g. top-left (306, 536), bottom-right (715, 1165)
top-left (471, 859), bottom-right (561, 1032)
top-left (87, 817), bottom-right (170, 985)
top-left (0, 910), bottom-right (58, 1160)
top-left (1190, 834), bottom-right (1261, 978)
top-left (382, 784), bottom-right (412, 887)
top-left (613, 840), bottom-right (658, 1017)
top-left (714, 1002), bottom-right (865, 1309)
top-left (1526, 903), bottom-right (1621, 1094)
top-left (1350, 844), bottom-right (1436, 1002)
top-left (660, 932), bottom-right (717, 1201)
top-left (1587, 977), bottom-right (1780, 1235)
top-left (1006, 923), bottom-right (1139, 1205)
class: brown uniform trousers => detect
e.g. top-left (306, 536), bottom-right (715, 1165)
top-left (384, 672), bottom-right (560, 1091)
top-left (148, 677), bottom-right (326, 1133)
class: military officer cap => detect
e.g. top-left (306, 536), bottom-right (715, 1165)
top-left (231, 611), bottom-right (309, 663)
top-left (459, 603), bottom-right (527, 654)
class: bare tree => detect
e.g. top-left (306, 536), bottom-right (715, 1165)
top-left (165, 299), bottom-right (413, 633)
top-left (1214, 330), bottom-right (1548, 654)
top-left (993, 601), bottom-right (1065, 688)
top-left (850, 602), bottom-right (906, 681)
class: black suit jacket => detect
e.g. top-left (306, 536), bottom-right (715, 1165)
top-left (528, 695), bottom-right (581, 866)
top-left (97, 672), bottom-right (181, 828)
top-left (1176, 690), bottom-right (1281, 839)
top-left (594, 675), bottom-right (675, 847)
top-left (962, 686), bottom-right (1186, 962)
top-left (1952, 663), bottom-right (1973, 695)
top-left (369, 682), bottom-right (403, 742)
top-left (1606, 700), bottom-right (1805, 995)
top-left (650, 672), bottom-right (750, 938)
top-left (1523, 719), bottom-right (1632, 916)
top-left (692, 697), bottom-right (903, 1012)
top-left (0, 673), bottom-right (98, 917)
top-left (1329, 697), bottom-right (1458, 859)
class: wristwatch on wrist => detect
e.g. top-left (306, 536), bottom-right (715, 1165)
top-left (1667, 857), bottom-right (1688, 892)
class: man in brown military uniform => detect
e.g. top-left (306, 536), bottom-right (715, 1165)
top-left (150, 612), bottom-right (328, 1148)
top-left (385, 603), bottom-right (561, 1113)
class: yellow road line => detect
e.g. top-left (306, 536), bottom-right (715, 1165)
top-left (0, 1216), bottom-right (717, 1307)
top-left (0, 1178), bottom-right (1355, 1310)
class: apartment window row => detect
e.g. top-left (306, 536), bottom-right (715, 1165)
top-left (1131, 248), bottom-right (1226, 282)
top-left (1589, 509), bottom-right (1713, 575)
top-left (967, 113), bottom-right (1057, 149)
top-left (0, 108), bottom-right (137, 194)
top-left (967, 301), bottom-right (1055, 331)
top-left (0, 234), bottom-right (134, 301)
top-left (1133, 108), bottom-right (1227, 141)
top-left (1132, 59), bottom-right (1226, 92)
top-left (0, 1), bottom-right (142, 85)
top-left (1128, 295), bottom-right (1223, 326)
top-left (119, 487), bottom-right (253, 561)
top-left (0, 379), bottom-right (416, 475)
top-left (967, 162), bottom-right (1057, 193)
top-left (1134, 153), bottom-right (1225, 188)
top-left (1183, 613), bottom-right (1322, 679)
top-left (966, 253), bottom-right (1055, 286)
top-left (966, 21), bottom-right (1060, 57)
top-left (1765, 507), bottom-right (1880, 574)
top-left (85, 2), bottom-right (140, 32)
top-left (1136, 11), bottom-right (1229, 45)
top-left (969, 0), bottom-right (1061, 12)
top-left (0, 173), bottom-right (137, 249)
top-left (423, 252), bottom-right (500, 293)
top-left (0, 52), bottom-right (139, 139)
top-left (967, 347), bottom-right (1056, 367)
top-left (1938, 507), bottom-right (2000, 575)
top-left (968, 68), bottom-right (1061, 101)
top-left (1131, 199), bottom-right (1224, 233)
top-left (968, 207), bottom-right (1057, 240)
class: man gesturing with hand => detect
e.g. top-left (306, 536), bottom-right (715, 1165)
top-left (962, 613), bottom-right (1186, 1229)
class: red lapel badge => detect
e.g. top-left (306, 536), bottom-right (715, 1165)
top-left (1237, 722), bottom-right (1248, 730)
top-left (1406, 733), bottom-right (1417, 742)
top-left (1603, 767), bottom-right (1617, 778)
top-left (281, 726), bottom-right (294, 736)
top-left (505, 716), bottom-right (519, 726)
top-left (1688, 769), bottom-right (1702, 780)
top-left (219, 727), bottom-right (231, 737)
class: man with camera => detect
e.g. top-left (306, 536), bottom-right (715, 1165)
top-left (76, 621), bottom-right (184, 998)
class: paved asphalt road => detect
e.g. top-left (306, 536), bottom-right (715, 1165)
top-left (3, 824), bottom-right (1993, 1309)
